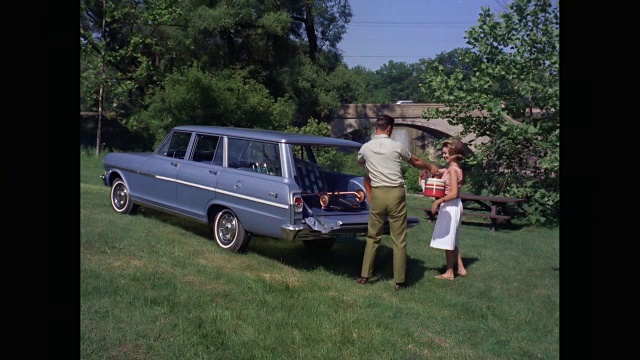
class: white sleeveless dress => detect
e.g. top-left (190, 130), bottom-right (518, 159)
top-left (430, 168), bottom-right (463, 250)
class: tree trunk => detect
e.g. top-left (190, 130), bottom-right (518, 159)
top-left (95, 0), bottom-right (106, 157)
top-left (96, 82), bottom-right (104, 157)
top-left (304, 1), bottom-right (317, 62)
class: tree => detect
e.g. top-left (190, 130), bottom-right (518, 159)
top-left (80, 0), bottom-right (181, 154)
top-left (289, 0), bottom-right (352, 63)
top-left (285, 118), bottom-right (363, 174)
top-left (343, 65), bottom-right (376, 103)
top-left (132, 67), bottom-right (295, 147)
top-left (419, 0), bottom-right (559, 225)
top-left (374, 61), bottom-right (427, 103)
top-left (81, 0), bottom-right (354, 133)
top-left (431, 48), bottom-right (474, 76)
top-left (323, 64), bottom-right (367, 105)
top-left (345, 61), bottom-right (430, 103)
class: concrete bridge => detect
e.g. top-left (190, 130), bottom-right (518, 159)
top-left (329, 103), bottom-right (486, 156)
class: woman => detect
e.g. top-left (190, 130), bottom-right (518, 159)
top-left (430, 139), bottom-right (468, 280)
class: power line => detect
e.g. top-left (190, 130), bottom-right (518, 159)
top-left (351, 21), bottom-right (472, 26)
top-left (350, 23), bottom-right (469, 28)
top-left (342, 56), bottom-right (427, 58)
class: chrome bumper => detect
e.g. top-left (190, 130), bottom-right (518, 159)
top-left (280, 216), bottom-right (420, 241)
top-left (281, 222), bottom-right (368, 241)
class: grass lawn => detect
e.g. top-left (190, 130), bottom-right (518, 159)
top-left (80, 149), bottom-right (559, 359)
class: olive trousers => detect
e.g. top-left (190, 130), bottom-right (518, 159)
top-left (360, 186), bottom-right (407, 284)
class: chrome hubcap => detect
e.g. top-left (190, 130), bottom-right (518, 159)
top-left (113, 184), bottom-right (128, 209)
top-left (217, 213), bottom-right (237, 245)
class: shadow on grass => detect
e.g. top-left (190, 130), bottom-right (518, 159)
top-left (460, 220), bottom-right (526, 232)
top-left (133, 207), bottom-right (489, 285)
top-left (429, 257), bottom-right (480, 276)
top-left (134, 207), bottom-right (429, 286)
top-left (248, 236), bottom-right (430, 287)
top-left (135, 207), bottom-right (212, 238)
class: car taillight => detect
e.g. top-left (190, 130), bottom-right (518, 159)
top-left (294, 196), bottom-right (303, 212)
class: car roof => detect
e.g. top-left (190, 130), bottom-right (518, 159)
top-left (173, 125), bottom-right (363, 148)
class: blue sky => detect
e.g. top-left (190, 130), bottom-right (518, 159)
top-left (338, 0), bottom-right (511, 70)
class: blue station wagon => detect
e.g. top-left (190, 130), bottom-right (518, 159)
top-left (100, 126), bottom-right (420, 252)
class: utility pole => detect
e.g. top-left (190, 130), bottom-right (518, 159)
top-left (95, 0), bottom-right (106, 157)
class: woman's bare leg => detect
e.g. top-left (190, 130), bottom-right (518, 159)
top-left (454, 246), bottom-right (467, 276)
top-left (435, 250), bottom-right (456, 280)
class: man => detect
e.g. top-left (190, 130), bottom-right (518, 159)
top-left (356, 115), bottom-right (438, 290)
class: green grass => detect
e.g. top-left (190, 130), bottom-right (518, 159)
top-left (81, 150), bottom-right (559, 359)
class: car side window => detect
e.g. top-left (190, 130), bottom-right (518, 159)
top-left (190, 134), bottom-right (220, 164)
top-left (157, 131), bottom-right (192, 159)
top-left (226, 138), bottom-right (282, 176)
top-left (213, 139), bottom-right (224, 166)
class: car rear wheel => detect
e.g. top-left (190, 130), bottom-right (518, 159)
top-left (110, 177), bottom-right (138, 214)
top-left (212, 209), bottom-right (251, 252)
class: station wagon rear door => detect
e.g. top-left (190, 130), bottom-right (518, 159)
top-left (175, 133), bottom-right (222, 220)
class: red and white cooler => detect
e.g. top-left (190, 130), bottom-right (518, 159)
top-left (423, 178), bottom-right (445, 198)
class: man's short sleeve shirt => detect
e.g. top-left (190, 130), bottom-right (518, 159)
top-left (358, 134), bottom-right (411, 187)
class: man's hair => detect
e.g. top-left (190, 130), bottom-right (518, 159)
top-left (375, 114), bottom-right (395, 130)
top-left (442, 139), bottom-right (467, 160)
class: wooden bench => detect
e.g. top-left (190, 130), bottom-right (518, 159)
top-left (413, 193), bottom-right (527, 232)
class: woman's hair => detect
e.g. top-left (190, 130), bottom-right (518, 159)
top-left (442, 139), bottom-right (466, 160)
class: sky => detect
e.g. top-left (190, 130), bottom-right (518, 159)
top-left (338, 0), bottom-right (511, 71)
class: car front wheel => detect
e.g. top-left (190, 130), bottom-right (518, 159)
top-left (110, 177), bottom-right (138, 214)
top-left (212, 209), bottom-right (251, 252)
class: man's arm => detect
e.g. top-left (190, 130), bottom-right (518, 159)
top-left (408, 155), bottom-right (438, 174)
top-left (363, 175), bottom-right (372, 203)
top-left (357, 158), bottom-right (372, 202)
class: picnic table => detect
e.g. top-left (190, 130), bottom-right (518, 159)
top-left (414, 193), bottom-right (527, 232)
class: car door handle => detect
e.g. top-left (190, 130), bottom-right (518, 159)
top-left (209, 170), bottom-right (219, 175)
top-left (171, 162), bottom-right (178, 167)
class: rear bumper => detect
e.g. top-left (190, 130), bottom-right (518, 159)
top-left (280, 224), bottom-right (364, 241)
top-left (280, 216), bottom-right (420, 241)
